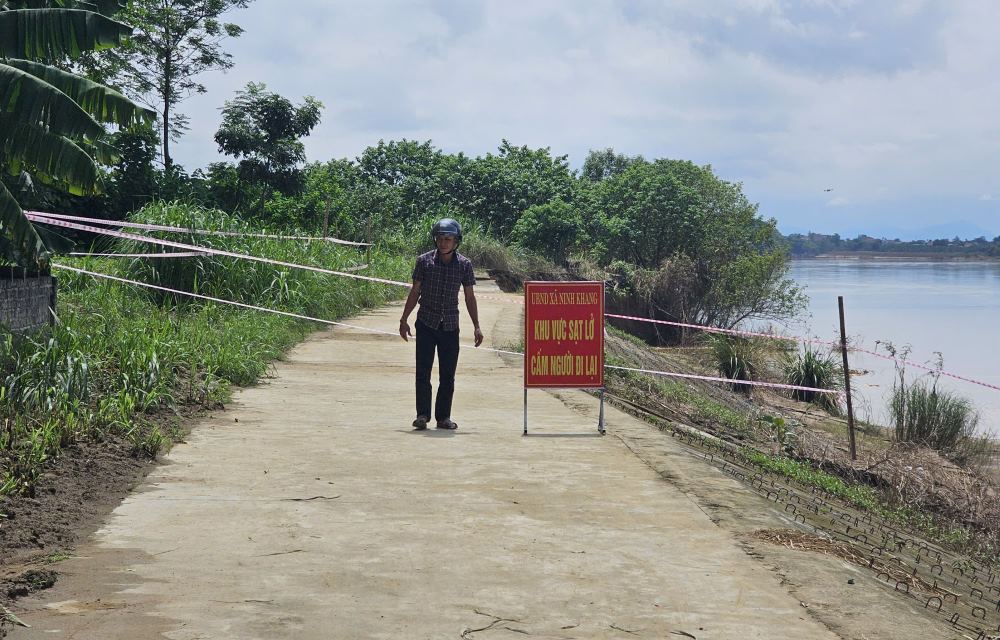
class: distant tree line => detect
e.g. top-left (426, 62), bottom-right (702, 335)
top-left (784, 233), bottom-right (1000, 257)
top-left (10, 124), bottom-right (805, 339)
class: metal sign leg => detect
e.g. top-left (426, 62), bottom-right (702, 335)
top-left (598, 388), bottom-right (606, 435)
top-left (523, 388), bottom-right (528, 436)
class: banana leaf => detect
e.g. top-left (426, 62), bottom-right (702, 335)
top-left (0, 8), bottom-right (132, 60)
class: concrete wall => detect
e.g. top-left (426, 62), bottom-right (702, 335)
top-left (0, 269), bottom-right (56, 333)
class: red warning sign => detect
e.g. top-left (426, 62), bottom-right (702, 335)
top-left (524, 281), bottom-right (604, 388)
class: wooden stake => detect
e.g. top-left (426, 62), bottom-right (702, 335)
top-left (322, 196), bottom-right (331, 239)
top-left (838, 295), bottom-right (858, 461)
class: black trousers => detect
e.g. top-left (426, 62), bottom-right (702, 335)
top-left (415, 319), bottom-right (460, 421)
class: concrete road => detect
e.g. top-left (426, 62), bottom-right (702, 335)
top-left (13, 283), bottom-right (840, 639)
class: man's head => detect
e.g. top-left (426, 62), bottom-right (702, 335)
top-left (431, 218), bottom-right (462, 255)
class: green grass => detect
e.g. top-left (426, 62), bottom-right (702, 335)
top-left (1, 203), bottom-right (411, 497)
top-left (743, 449), bottom-right (880, 511)
top-left (742, 446), bottom-right (992, 559)
top-left (660, 378), bottom-right (753, 434)
top-left (41, 551), bottom-right (72, 564)
top-left (604, 359), bottom-right (753, 435)
top-left (607, 326), bottom-right (648, 348)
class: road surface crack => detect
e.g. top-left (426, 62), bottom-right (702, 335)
top-left (610, 623), bottom-right (641, 635)
top-left (461, 609), bottom-right (524, 638)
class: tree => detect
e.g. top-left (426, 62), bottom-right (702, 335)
top-left (580, 148), bottom-right (641, 182)
top-left (214, 82), bottom-right (322, 213)
top-left (104, 126), bottom-right (159, 215)
top-left (1, 1), bottom-right (155, 268)
top-left (80, 0), bottom-right (253, 171)
top-left (357, 139), bottom-right (452, 221)
top-left (345, 139), bottom-right (578, 234)
top-left (466, 140), bottom-right (576, 238)
top-left (512, 199), bottom-right (582, 265)
top-left (585, 159), bottom-right (803, 338)
top-left (352, 139), bottom-right (480, 226)
top-left (588, 159), bottom-right (706, 268)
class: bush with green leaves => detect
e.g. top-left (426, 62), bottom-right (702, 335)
top-left (583, 158), bottom-right (804, 342)
top-left (511, 198), bottom-right (582, 265)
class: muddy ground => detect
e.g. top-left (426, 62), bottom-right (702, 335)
top-left (1, 437), bottom-right (150, 603)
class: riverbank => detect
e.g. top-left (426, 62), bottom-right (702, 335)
top-left (797, 252), bottom-right (1000, 261)
top-left (786, 258), bottom-right (1000, 436)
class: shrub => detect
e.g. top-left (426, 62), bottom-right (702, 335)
top-left (705, 334), bottom-right (762, 394)
top-left (885, 344), bottom-right (983, 460)
top-left (511, 199), bottom-right (582, 265)
top-left (784, 345), bottom-right (842, 413)
top-left (891, 381), bottom-right (980, 454)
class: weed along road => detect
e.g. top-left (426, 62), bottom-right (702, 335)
top-left (13, 282), bottom-right (841, 639)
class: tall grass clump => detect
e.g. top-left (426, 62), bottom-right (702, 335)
top-left (891, 381), bottom-right (980, 455)
top-left (112, 202), bottom-right (409, 313)
top-left (784, 344), bottom-right (842, 413)
top-left (705, 334), bottom-right (763, 394)
top-left (886, 345), bottom-right (984, 463)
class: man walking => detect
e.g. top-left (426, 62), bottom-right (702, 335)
top-left (399, 218), bottom-right (484, 430)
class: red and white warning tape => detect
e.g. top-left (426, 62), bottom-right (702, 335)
top-left (604, 313), bottom-right (842, 348)
top-left (603, 364), bottom-right (835, 394)
top-left (69, 251), bottom-right (209, 258)
top-left (29, 211), bottom-right (370, 246)
top-left (849, 347), bottom-right (1000, 393)
top-left (30, 214), bottom-right (409, 288)
top-left (54, 264), bottom-right (399, 336)
top-left (53, 265), bottom-right (834, 395)
top-left (36, 212), bottom-right (994, 395)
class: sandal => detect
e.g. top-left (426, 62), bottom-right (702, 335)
top-left (412, 415), bottom-right (429, 430)
top-left (436, 419), bottom-right (458, 430)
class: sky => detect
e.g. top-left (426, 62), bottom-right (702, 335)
top-left (171, 0), bottom-right (1000, 240)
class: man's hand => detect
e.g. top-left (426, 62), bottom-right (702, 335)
top-left (399, 319), bottom-right (412, 342)
top-left (474, 326), bottom-right (484, 347)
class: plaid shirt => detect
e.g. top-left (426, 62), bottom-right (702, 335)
top-left (412, 250), bottom-right (475, 331)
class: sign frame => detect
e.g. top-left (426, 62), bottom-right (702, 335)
top-left (522, 281), bottom-right (606, 434)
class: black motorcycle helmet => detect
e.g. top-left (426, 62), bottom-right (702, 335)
top-left (431, 218), bottom-right (463, 249)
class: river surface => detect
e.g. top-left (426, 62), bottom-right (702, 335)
top-left (784, 259), bottom-right (1000, 433)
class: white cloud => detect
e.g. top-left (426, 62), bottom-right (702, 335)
top-left (168, 0), bottom-right (1000, 237)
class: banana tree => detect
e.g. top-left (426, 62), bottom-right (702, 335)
top-left (0, 1), bottom-right (155, 269)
